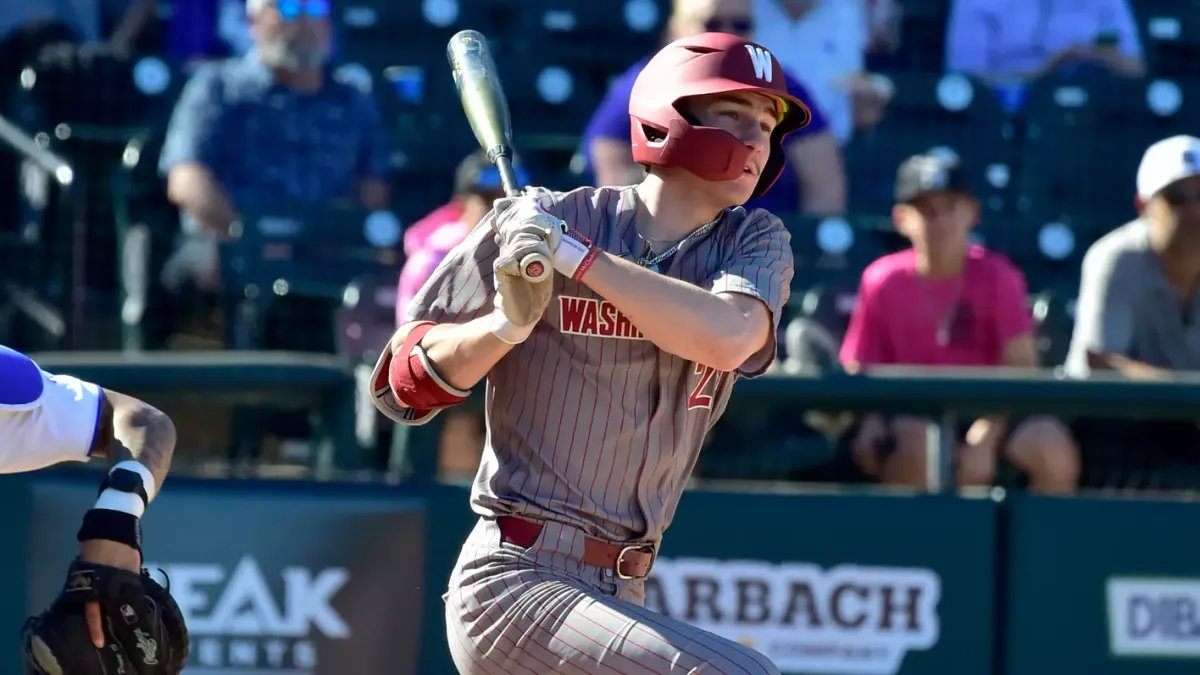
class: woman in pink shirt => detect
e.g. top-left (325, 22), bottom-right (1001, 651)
top-left (839, 153), bottom-right (1079, 494)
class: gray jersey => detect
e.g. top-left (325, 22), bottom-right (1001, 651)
top-left (405, 185), bottom-right (793, 544)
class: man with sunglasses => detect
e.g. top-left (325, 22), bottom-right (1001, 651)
top-left (581, 0), bottom-right (846, 217)
top-left (839, 152), bottom-right (1079, 494)
top-left (1066, 135), bottom-right (1200, 485)
top-left (159, 0), bottom-right (390, 296)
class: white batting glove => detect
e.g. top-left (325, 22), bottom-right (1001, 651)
top-left (492, 194), bottom-right (596, 281)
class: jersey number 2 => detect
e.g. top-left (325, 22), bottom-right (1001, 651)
top-left (687, 364), bottom-right (718, 410)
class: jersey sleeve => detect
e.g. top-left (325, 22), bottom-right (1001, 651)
top-left (371, 218), bottom-right (501, 426)
top-left (708, 211), bottom-right (795, 378)
top-left (0, 369), bottom-right (103, 473)
top-left (402, 215), bottom-right (501, 325)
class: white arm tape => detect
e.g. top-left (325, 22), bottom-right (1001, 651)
top-left (0, 370), bottom-right (103, 473)
top-left (110, 459), bottom-right (158, 502)
top-left (488, 310), bottom-right (535, 344)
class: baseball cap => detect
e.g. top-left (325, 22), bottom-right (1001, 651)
top-left (894, 153), bottom-right (971, 204)
top-left (1136, 135), bottom-right (1200, 200)
top-left (453, 150), bottom-right (531, 196)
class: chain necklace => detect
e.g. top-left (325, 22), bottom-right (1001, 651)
top-left (633, 191), bottom-right (723, 273)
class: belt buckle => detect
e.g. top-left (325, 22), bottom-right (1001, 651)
top-left (615, 544), bottom-right (655, 580)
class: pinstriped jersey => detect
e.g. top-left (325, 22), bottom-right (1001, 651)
top-left (404, 186), bottom-right (793, 543)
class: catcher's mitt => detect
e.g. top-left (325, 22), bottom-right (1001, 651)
top-left (22, 560), bottom-right (189, 675)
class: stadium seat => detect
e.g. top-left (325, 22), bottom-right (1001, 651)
top-left (890, 0), bottom-right (949, 71)
top-left (112, 129), bottom-right (182, 350)
top-left (784, 214), bottom-right (890, 290)
top-left (1137, 0), bottom-right (1200, 79)
top-left (218, 203), bottom-right (404, 350)
top-left (1030, 287), bottom-right (1076, 369)
top-left (335, 270), bottom-right (400, 363)
top-left (843, 72), bottom-right (1014, 217)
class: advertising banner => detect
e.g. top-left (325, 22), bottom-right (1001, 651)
top-left (649, 490), bottom-right (998, 675)
top-left (1005, 494), bottom-right (1200, 675)
top-left (25, 475), bottom-right (428, 675)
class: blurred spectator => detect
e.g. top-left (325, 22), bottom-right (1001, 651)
top-left (1067, 136), bottom-right (1200, 476)
top-left (946, 0), bottom-right (1144, 89)
top-left (840, 153), bottom-right (1079, 494)
top-left (753, 0), bottom-right (892, 144)
top-left (397, 151), bottom-right (529, 323)
top-left (158, 0), bottom-right (390, 294)
top-left (581, 0), bottom-right (846, 216)
top-left (396, 151), bottom-right (531, 482)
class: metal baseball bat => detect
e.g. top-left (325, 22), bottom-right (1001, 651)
top-left (447, 30), bottom-right (551, 283)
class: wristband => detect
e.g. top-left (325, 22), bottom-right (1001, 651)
top-left (552, 231), bottom-right (594, 279)
top-left (77, 508), bottom-right (142, 552)
top-left (488, 310), bottom-right (535, 345)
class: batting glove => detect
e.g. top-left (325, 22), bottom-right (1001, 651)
top-left (489, 234), bottom-right (555, 344)
top-left (492, 195), bottom-right (597, 281)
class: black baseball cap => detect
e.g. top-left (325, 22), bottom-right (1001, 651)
top-left (894, 153), bottom-right (971, 204)
top-left (453, 150), bottom-right (531, 197)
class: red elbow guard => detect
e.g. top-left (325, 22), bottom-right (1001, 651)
top-left (383, 321), bottom-right (470, 412)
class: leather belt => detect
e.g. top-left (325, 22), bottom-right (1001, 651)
top-left (496, 516), bottom-right (656, 580)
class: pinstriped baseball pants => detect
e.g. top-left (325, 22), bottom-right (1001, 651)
top-left (444, 518), bottom-right (781, 675)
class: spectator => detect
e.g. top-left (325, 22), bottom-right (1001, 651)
top-left (581, 0), bottom-right (846, 216)
top-left (753, 0), bottom-right (892, 144)
top-left (840, 153), bottom-right (1079, 494)
top-left (158, 0), bottom-right (390, 295)
top-left (1066, 136), bottom-right (1200, 481)
top-left (397, 151), bottom-right (530, 324)
top-left (946, 0), bottom-right (1145, 87)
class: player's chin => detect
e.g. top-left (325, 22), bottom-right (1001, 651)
top-left (718, 175), bottom-right (758, 207)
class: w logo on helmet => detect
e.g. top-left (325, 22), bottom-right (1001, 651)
top-left (744, 45), bottom-right (774, 83)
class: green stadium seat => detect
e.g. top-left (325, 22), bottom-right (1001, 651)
top-left (843, 72), bottom-right (1014, 217)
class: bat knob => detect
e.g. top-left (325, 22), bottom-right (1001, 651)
top-left (521, 254), bottom-right (551, 282)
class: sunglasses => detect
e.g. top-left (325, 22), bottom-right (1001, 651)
top-left (276, 0), bottom-right (330, 20)
top-left (1163, 184), bottom-right (1200, 207)
top-left (704, 16), bottom-right (754, 34)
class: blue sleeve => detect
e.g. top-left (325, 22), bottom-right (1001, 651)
top-left (158, 63), bottom-right (225, 175)
top-left (355, 91), bottom-right (393, 180)
top-left (583, 66), bottom-right (640, 143)
top-left (784, 72), bottom-right (829, 139)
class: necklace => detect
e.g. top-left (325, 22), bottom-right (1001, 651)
top-left (632, 189), bottom-right (722, 273)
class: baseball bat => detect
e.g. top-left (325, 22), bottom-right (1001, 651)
top-left (446, 30), bottom-right (551, 282)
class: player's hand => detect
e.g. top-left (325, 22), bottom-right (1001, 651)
top-left (77, 538), bottom-right (141, 647)
top-left (489, 234), bottom-right (555, 344)
top-left (493, 194), bottom-right (594, 280)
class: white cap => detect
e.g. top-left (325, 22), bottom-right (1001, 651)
top-left (246, 0), bottom-right (270, 13)
top-left (1137, 135), bottom-right (1200, 200)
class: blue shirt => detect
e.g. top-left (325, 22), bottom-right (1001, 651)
top-left (159, 52), bottom-right (391, 234)
top-left (579, 57), bottom-right (830, 216)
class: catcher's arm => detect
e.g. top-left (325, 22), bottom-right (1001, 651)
top-left (79, 389), bottom-right (176, 648)
top-left (89, 389), bottom-right (177, 491)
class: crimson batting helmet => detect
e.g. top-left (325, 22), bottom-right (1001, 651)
top-left (629, 32), bottom-right (812, 198)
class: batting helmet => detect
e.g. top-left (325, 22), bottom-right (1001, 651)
top-left (629, 32), bottom-right (812, 198)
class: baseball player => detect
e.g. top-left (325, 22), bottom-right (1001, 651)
top-left (0, 345), bottom-right (189, 674)
top-left (372, 32), bottom-right (804, 674)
